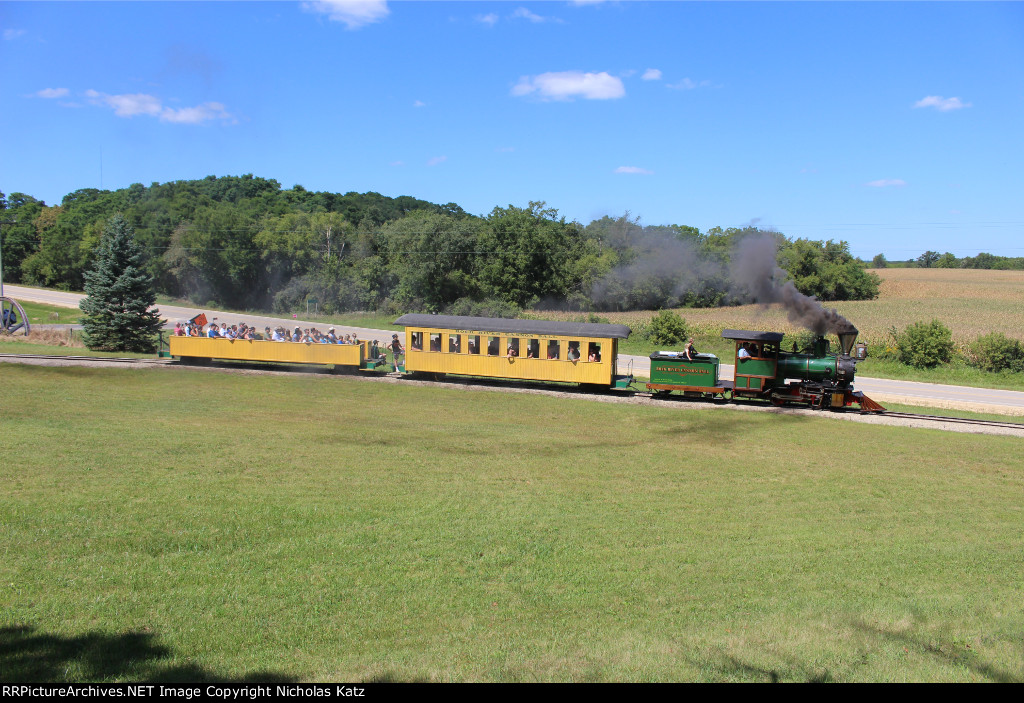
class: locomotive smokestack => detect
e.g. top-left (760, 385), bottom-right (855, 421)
top-left (837, 330), bottom-right (858, 356)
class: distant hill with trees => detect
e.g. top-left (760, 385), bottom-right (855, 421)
top-left (871, 250), bottom-right (1024, 270)
top-left (2, 176), bottom-right (879, 315)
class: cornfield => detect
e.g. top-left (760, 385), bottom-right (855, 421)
top-left (535, 268), bottom-right (1024, 345)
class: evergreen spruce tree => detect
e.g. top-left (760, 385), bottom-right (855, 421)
top-left (79, 214), bottom-right (164, 352)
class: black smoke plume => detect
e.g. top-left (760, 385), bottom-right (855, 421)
top-left (590, 218), bottom-right (728, 311)
top-left (730, 234), bottom-right (858, 336)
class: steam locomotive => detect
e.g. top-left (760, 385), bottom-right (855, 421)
top-left (647, 328), bottom-right (883, 411)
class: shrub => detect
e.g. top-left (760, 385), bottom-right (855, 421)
top-left (644, 309), bottom-right (687, 346)
top-left (967, 332), bottom-right (1024, 373)
top-left (864, 326), bottom-right (901, 362)
top-left (897, 320), bottom-right (953, 368)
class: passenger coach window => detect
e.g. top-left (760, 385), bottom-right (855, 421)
top-left (547, 340), bottom-right (560, 360)
top-left (588, 342), bottom-right (602, 362)
top-left (411, 332), bottom-right (423, 351)
top-left (429, 333), bottom-right (442, 352)
top-left (449, 334), bottom-right (462, 353)
top-left (527, 339), bottom-right (539, 359)
top-left (487, 337), bottom-right (500, 356)
top-left (507, 338), bottom-right (520, 358)
top-left (567, 341), bottom-right (581, 361)
top-left (468, 335), bottom-right (480, 354)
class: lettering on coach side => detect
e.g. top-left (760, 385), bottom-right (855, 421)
top-left (456, 329), bottom-right (559, 341)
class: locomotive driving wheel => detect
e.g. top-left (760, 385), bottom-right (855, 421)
top-left (0, 297), bottom-right (30, 336)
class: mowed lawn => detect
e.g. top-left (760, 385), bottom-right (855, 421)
top-left (2, 365), bottom-right (1023, 682)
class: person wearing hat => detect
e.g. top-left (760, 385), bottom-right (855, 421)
top-left (370, 339), bottom-right (386, 364)
top-left (390, 333), bottom-right (405, 372)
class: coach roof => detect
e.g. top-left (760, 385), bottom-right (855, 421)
top-left (394, 314), bottom-right (632, 340)
top-left (720, 329), bottom-right (786, 343)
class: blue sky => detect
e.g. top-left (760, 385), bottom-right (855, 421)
top-left (3, 1), bottom-right (1023, 259)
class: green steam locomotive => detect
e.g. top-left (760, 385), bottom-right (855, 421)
top-left (647, 329), bottom-right (883, 411)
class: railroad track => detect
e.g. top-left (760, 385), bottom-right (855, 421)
top-left (877, 410), bottom-right (1024, 432)
top-left (0, 352), bottom-right (169, 364)
top-left (3, 352), bottom-right (1023, 436)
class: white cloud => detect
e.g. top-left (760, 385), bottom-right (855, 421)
top-left (36, 88), bottom-right (70, 99)
top-left (667, 78), bottom-right (711, 91)
top-left (302, 1), bottom-right (390, 30)
top-left (615, 166), bottom-right (653, 175)
top-left (641, 69), bottom-right (662, 81)
top-left (914, 95), bottom-right (971, 111)
top-left (85, 89), bottom-right (234, 124)
top-left (3, 29), bottom-right (27, 40)
top-left (413, 100), bottom-right (426, 108)
top-left (86, 89), bottom-right (162, 117)
top-left (511, 8), bottom-right (546, 23)
top-left (161, 102), bottom-right (233, 124)
top-left (427, 155), bottom-right (447, 166)
top-left (476, 13), bottom-right (499, 27)
top-left (865, 179), bottom-right (907, 188)
top-left (512, 71), bottom-right (625, 101)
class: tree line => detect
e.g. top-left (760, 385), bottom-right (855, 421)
top-left (871, 251), bottom-right (1024, 270)
top-left (2, 175), bottom-right (879, 315)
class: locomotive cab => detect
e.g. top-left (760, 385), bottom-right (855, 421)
top-left (722, 328), bottom-right (883, 412)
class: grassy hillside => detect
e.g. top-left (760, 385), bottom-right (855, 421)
top-left (2, 365), bottom-right (1022, 682)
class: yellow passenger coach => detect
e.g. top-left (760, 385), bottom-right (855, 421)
top-left (395, 314), bottom-right (633, 388)
top-left (169, 336), bottom-right (365, 368)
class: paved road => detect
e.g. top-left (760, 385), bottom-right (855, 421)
top-left (5, 284), bottom-right (399, 345)
top-left (7, 284), bottom-right (1024, 413)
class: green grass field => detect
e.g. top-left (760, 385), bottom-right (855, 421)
top-left (7, 299), bottom-right (84, 326)
top-left (2, 365), bottom-right (1022, 682)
